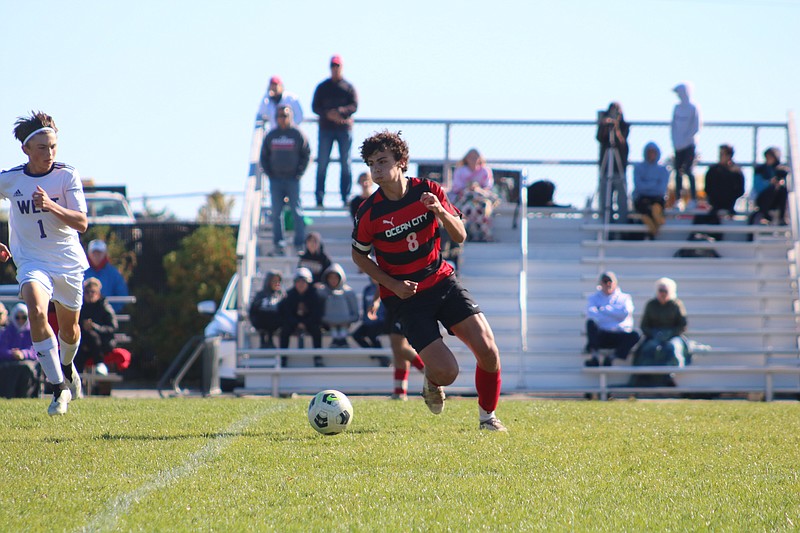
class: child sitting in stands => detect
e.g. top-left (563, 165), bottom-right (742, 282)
top-left (319, 263), bottom-right (359, 348)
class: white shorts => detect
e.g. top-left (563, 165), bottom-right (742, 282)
top-left (16, 263), bottom-right (84, 311)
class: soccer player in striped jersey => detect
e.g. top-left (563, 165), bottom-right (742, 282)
top-left (352, 131), bottom-right (506, 431)
top-left (0, 111), bottom-right (89, 415)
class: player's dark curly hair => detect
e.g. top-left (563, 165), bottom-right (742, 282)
top-left (360, 130), bottom-right (409, 172)
top-left (13, 111), bottom-right (58, 144)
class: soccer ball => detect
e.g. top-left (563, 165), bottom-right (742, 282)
top-left (307, 390), bottom-right (354, 435)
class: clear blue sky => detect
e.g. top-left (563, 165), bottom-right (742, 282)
top-left (1, 0), bottom-right (798, 219)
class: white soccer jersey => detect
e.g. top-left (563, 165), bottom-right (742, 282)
top-left (0, 162), bottom-right (89, 272)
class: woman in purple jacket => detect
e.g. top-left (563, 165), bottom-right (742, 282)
top-left (0, 303), bottom-right (35, 361)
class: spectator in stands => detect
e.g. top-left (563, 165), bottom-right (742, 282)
top-left (0, 303), bottom-right (39, 398)
top-left (76, 277), bottom-right (118, 373)
top-left (248, 270), bottom-right (285, 348)
top-left (312, 54), bottom-right (358, 208)
top-left (349, 171), bottom-right (373, 220)
top-left (632, 277), bottom-right (689, 386)
top-left (0, 303), bottom-right (35, 361)
top-left (527, 180), bottom-right (570, 208)
top-left (256, 75), bottom-right (304, 131)
top-left (297, 231), bottom-right (332, 285)
top-left (260, 104), bottom-right (311, 257)
top-left (696, 144), bottom-right (745, 238)
top-left (351, 277), bottom-right (390, 364)
top-left (671, 82), bottom-right (702, 209)
top-left (360, 281), bottom-right (427, 398)
top-left (319, 263), bottom-right (359, 348)
top-left (85, 239), bottom-right (129, 312)
top-left (451, 148), bottom-right (500, 242)
top-left (633, 142), bottom-right (670, 237)
top-left (0, 303), bottom-right (8, 332)
top-left (749, 147), bottom-right (789, 226)
top-left (278, 267), bottom-right (324, 367)
top-left (596, 102), bottom-right (630, 223)
top-left (584, 271), bottom-right (640, 367)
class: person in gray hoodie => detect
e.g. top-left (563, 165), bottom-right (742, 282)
top-left (670, 83), bottom-right (702, 207)
top-left (260, 105), bottom-right (311, 256)
top-left (633, 142), bottom-right (670, 236)
top-left (319, 263), bottom-right (359, 348)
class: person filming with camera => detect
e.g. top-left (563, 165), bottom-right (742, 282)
top-left (596, 102), bottom-right (630, 224)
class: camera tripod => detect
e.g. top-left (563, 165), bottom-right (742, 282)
top-left (597, 121), bottom-right (628, 233)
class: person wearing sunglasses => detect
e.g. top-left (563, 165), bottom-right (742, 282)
top-left (632, 278), bottom-right (689, 387)
top-left (0, 303), bottom-right (39, 399)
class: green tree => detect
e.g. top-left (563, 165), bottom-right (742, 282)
top-left (138, 225), bottom-right (236, 374)
top-left (197, 190), bottom-right (235, 224)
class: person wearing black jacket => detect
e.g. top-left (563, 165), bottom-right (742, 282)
top-left (694, 144), bottom-right (745, 240)
top-left (75, 277), bottom-right (118, 372)
top-left (596, 102), bottom-right (630, 223)
top-left (278, 267), bottom-right (324, 367)
top-left (704, 144), bottom-right (745, 214)
top-left (312, 54), bottom-right (358, 207)
top-left (260, 105), bottom-right (311, 256)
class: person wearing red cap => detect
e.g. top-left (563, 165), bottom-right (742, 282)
top-left (312, 54), bottom-right (358, 208)
top-left (256, 75), bottom-right (304, 131)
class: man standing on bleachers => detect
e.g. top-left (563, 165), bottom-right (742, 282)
top-left (584, 271), bottom-right (640, 367)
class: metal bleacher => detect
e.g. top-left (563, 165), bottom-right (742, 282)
top-left (231, 115), bottom-right (800, 400)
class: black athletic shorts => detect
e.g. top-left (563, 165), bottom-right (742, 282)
top-left (383, 306), bottom-right (404, 336)
top-left (383, 274), bottom-right (482, 353)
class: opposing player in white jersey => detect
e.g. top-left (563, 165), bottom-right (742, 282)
top-left (0, 111), bottom-right (89, 415)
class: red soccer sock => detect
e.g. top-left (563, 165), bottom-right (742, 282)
top-left (394, 367), bottom-right (410, 395)
top-left (475, 366), bottom-right (502, 413)
top-left (410, 355), bottom-right (425, 371)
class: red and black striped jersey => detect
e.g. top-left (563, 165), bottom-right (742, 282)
top-left (352, 177), bottom-right (461, 299)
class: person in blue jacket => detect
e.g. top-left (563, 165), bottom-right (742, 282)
top-left (633, 142), bottom-right (670, 236)
top-left (85, 239), bottom-right (128, 312)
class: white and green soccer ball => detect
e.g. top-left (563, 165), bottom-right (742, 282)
top-left (308, 390), bottom-right (354, 435)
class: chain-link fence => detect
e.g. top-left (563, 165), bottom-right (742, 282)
top-left (296, 119), bottom-right (790, 210)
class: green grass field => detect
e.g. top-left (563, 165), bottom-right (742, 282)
top-left (1, 396), bottom-right (799, 532)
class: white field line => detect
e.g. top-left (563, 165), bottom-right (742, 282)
top-left (78, 403), bottom-right (287, 533)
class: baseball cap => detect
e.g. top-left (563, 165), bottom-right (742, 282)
top-left (599, 271), bottom-right (617, 284)
top-left (88, 239), bottom-right (107, 253)
top-left (294, 267), bottom-right (313, 283)
top-left (269, 75), bottom-right (282, 85)
top-left (330, 54), bottom-right (342, 66)
top-left (277, 105), bottom-right (292, 117)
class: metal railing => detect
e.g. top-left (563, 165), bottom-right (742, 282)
top-left (290, 117), bottom-right (791, 211)
top-left (239, 116), bottom-right (798, 386)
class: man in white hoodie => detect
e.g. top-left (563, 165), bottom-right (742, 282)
top-left (671, 83), bottom-right (702, 208)
top-left (584, 271), bottom-right (640, 366)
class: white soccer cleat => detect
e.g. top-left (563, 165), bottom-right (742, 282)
top-left (63, 364), bottom-right (83, 400)
top-left (391, 392), bottom-right (408, 401)
top-left (48, 387), bottom-right (72, 416)
top-left (421, 377), bottom-right (445, 415)
top-left (479, 417), bottom-right (508, 432)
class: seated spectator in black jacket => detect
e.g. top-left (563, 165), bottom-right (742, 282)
top-left (749, 147), bottom-right (789, 226)
top-left (0, 303), bottom-right (40, 398)
top-left (248, 270), bottom-right (285, 348)
top-left (695, 144), bottom-right (745, 239)
top-left (75, 277), bottom-right (118, 373)
top-left (278, 267), bottom-right (324, 367)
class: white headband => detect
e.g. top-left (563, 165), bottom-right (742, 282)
top-left (22, 127), bottom-right (56, 146)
